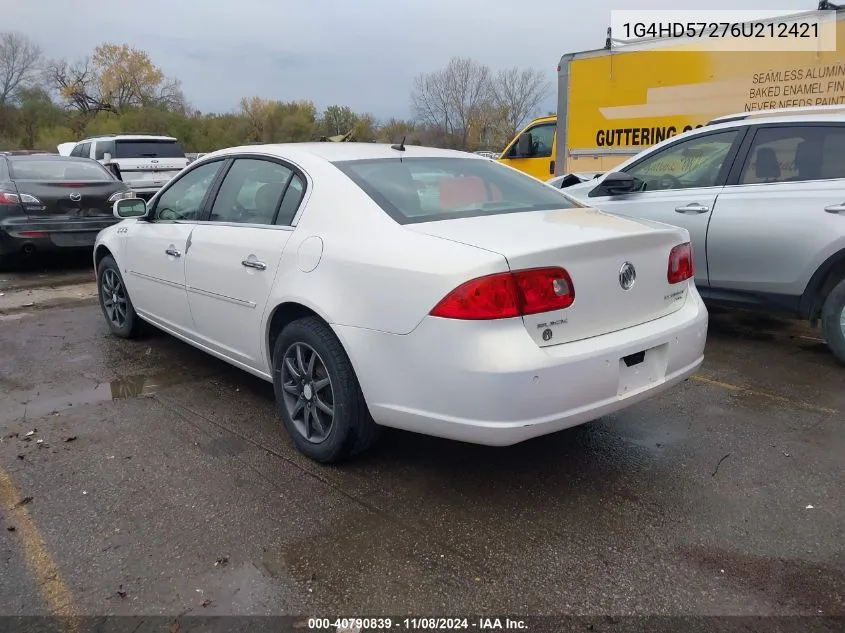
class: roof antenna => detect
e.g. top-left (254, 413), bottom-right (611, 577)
top-left (390, 136), bottom-right (406, 152)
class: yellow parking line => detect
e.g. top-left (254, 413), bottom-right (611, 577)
top-left (690, 375), bottom-right (837, 415)
top-left (0, 466), bottom-right (80, 632)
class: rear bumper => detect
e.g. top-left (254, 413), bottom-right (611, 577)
top-left (333, 284), bottom-right (708, 446)
top-left (0, 218), bottom-right (119, 256)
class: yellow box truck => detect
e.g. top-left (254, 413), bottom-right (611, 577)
top-left (499, 4), bottom-right (845, 181)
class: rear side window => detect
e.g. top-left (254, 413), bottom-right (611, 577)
top-left (740, 126), bottom-right (845, 184)
top-left (114, 140), bottom-right (185, 159)
top-left (334, 156), bottom-right (575, 224)
top-left (275, 174), bottom-right (305, 225)
top-left (71, 143), bottom-right (90, 158)
top-left (9, 159), bottom-right (114, 181)
top-left (95, 140), bottom-right (116, 160)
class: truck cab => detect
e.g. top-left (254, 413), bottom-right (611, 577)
top-left (497, 115), bottom-right (557, 181)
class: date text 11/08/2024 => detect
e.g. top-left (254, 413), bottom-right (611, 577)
top-left (306, 617), bottom-right (528, 630)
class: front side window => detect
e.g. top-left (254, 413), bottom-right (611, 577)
top-left (334, 156), bottom-right (576, 224)
top-left (9, 159), bottom-right (114, 181)
top-left (208, 158), bottom-right (293, 225)
top-left (740, 126), bottom-right (845, 184)
top-left (73, 143), bottom-right (91, 159)
top-left (625, 130), bottom-right (739, 192)
top-left (507, 122), bottom-right (555, 158)
top-left (154, 160), bottom-right (223, 222)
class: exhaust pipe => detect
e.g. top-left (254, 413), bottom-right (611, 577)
top-left (21, 243), bottom-right (35, 256)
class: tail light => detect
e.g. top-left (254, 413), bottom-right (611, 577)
top-left (0, 190), bottom-right (39, 205)
top-left (668, 242), bottom-right (694, 284)
top-left (430, 267), bottom-right (575, 320)
top-left (0, 191), bottom-right (19, 205)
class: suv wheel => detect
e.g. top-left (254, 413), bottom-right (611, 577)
top-left (821, 277), bottom-right (845, 365)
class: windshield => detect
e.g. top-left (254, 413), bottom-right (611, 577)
top-left (9, 159), bottom-right (115, 181)
top-left (114, 140), bottom-right (185, 159)
top-left (334, 157), bottom-right (575, 224)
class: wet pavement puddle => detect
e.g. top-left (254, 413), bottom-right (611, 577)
top-left (2, 375), bottom-right (160, 422)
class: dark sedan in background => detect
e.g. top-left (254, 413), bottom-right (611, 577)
top-left (0, 154), bottom-right (134, 268)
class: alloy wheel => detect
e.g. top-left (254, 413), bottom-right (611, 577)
top-left (101, 269), bottom-right (128, 328)
top-left (840, 305), bottom-right (845, 338)
top-left (280, 342), bottom-right (335, 443)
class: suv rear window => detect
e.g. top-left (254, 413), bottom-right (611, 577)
top-left (114, 140), bottom-right (185, 159)
top-left (334, 157), bottom-right (575, 224)
top-left (9, 159), bottom-right (115, 181)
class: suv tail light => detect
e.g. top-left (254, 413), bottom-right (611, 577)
top-left (430, 267), bottom-right (575, 320)
top-left (668, 242), bottom-right (694, 284)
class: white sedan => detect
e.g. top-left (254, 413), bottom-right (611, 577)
top-left (96, 142), bottom-right (708, 463)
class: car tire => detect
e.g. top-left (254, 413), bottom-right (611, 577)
top-left (272, 316), bottom-right (380, 463)
top-left (821, 277), bottom-right (845, 365)
top-left (97, 255), bottom-right (144, 339)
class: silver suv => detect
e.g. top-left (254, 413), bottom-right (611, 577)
top-left (560, 105), bottom-right (845, 364)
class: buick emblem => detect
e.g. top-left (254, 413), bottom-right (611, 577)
top-left (619, 262), bottom-right (636, 290)
top-left (69, 192), bottom-right (81, 202)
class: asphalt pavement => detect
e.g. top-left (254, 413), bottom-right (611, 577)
top-left (0, 263), bottom-right (843, 621)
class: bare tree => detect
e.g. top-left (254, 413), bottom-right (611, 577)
top-left (411, 69), bottom-right (453, 137)
top-left (0, 32), bottom-right (43, 105)
top-left (44, 57), bottom-right (111, 113)
top-left (444, 57), bottom-right (494, 149)
top-left (493, 67), bottom-right (551, 137)
top-left (411, 57), bottom-right (494, 150)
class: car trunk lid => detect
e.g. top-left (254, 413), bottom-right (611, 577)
top-left (14, 180), bottom-right (128, 219)
top-left (406, 207), bottom-right (691, 347)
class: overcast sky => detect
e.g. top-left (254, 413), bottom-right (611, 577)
top-left (1, 0), bottom-right (802, 121)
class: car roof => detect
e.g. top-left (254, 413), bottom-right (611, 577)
top-left (200, 142), bottom-right (486, 164)
top-left (82, 134), bottom-right (178, 142)
top-left (6, 154), bottom-right (100, 163)
top-left (708, 106), bottom-right (845, 126)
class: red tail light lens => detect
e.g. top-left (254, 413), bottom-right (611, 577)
top-left (430, 267), bottom-right (575, 320)
top-left (668, 242), bottom-right (694, 284)
top-left (0, 191), bottom-right (21, 205)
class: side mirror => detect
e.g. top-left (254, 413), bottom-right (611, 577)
top-left (588, 171), bottom-right (636, 197)
top-left (103, 152), bottom-right (112, 163)
top-left (113, 197), bottom-right (147, 219)
top-left (516, 132), bottom-right (533, 157)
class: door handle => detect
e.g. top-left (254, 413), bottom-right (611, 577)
top-left (824, 203), bottom-right (845, 214)
top-left (241, 259), bottom-right (267, 270)
top-left (675, 203), bottom-right (710, 214)
top-left (165, 247), bottom-right (181, 257)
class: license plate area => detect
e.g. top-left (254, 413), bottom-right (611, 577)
top-left (618, 343), bottom-right (669, 397)
top-left (51, 232), bottom-right (97, 247)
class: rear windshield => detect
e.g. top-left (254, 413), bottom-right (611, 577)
top-left (9, 159), bottom-right (115, 181)
top-left (114, 140), bottom-right (185, 159)
top-left (333, 157), bottom-right (575, 224)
